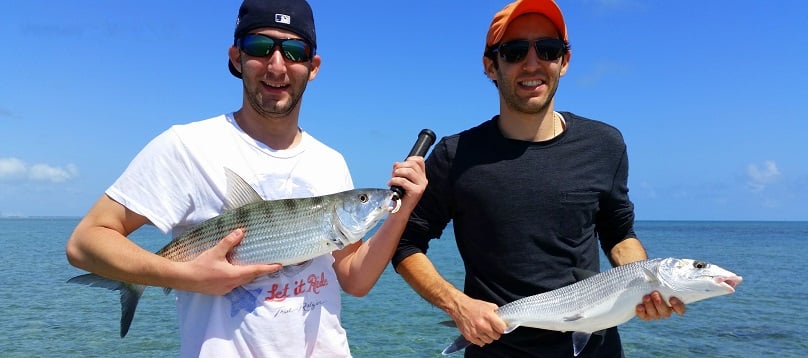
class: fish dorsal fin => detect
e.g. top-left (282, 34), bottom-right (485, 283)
top-left (571, 332), bottom-right (592, 357)
top-left (223, 168), bottom-right (264, 211)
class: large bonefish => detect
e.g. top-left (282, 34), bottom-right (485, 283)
top-left (442, 258), bottom-right (743, 356)
top-left (68, 168), bottom-right (399, 337)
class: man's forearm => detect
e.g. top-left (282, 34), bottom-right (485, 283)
top-left (395, 253), bottom-right (466, 314)
top-left (608, 237), bottom-right (648, 267)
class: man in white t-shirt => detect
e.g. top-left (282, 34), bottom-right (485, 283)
top-left (65, 0), bottom-right (427, 356)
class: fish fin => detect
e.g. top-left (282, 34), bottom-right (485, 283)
top-left (118, 282), bottom-right (146, 337)
top-left (592, 329), bottom-right (608, 337)
top-left (223, 168), bottom-right (264, 211)
top-left (571, 331), bottom-right (592, 357)
top-left (641, 267), bottom-right (662, 285)
top-left (67, 273), bottom-right (146, 338)
top-left (441, 335), bottom-right (472, 355)
top-left (439, 321), bottom-right (517, 354)
top-left (67, 273), bottom-right (122, 289)
top-left (563, 313), bottom-right (585, 322)
top-left (440, 319), bottom-right (519, 334)
top-left (439, 320), bottom-right (456, 327)
top-left (572, 268), bottom-right (599, 282)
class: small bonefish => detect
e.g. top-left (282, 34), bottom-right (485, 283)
top-left (68, 168), bottom-right (399, 337)
top-left (442, 258), bottom-right (743, 356)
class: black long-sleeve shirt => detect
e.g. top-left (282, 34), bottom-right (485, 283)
top-left (393, 112), bottom-right (635, 357)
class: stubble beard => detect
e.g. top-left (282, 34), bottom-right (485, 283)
top-left (243, 75), bottom-right (309, 119)
top-left (498, 68), bottom-right (560, 115)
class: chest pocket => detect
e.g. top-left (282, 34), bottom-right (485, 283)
top-left (558, 191), bottom-right (600, 245)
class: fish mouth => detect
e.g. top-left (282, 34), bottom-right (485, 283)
top-left (717, 276), bottom-right (743, 292)
top-left (389, 196), bottom-right (402, 213)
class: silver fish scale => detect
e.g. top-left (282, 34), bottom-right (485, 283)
top-left (497, 259), bottom-right (662, 323)
top-left (230, 197), bottom-right (337, 265)
top-left (155, 189), bottom-right (391, 266)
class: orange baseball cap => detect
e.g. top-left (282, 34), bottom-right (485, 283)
top-left (485, 0), bottom-right (567, 49)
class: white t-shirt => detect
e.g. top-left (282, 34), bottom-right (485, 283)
top-left (107, 113), bottom-right (354, 357)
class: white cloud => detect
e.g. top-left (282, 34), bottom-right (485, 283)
top-left (746, 160), bottom-right (781, 192)
top-left (0, 157), bottom-right (79, 183)
top-left (0, 158), bottom-right (27, 179)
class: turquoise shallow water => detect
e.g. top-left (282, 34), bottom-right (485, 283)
top-left (1, 218), bottom-right (806, 357)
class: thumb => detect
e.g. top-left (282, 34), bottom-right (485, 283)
top-left (215, 228), bottom-right (245, 257)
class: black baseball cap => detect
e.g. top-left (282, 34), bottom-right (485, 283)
top-left (228, 0), bottom-right (317, 78)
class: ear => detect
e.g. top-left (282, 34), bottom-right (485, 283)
top-left (308, 54), bottom-right (321, 81)
top-left (228, 46), bottom-right (242, 75)
top-left (559, 51), bottom-right (571, 77)
top-left (483, 56), bottom-right (497, 81)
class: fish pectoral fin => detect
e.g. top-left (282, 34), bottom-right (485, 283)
top-left (223, 168), bottom-right (265, 210)
top-left (641, 267), bottom-right (662, 285)
top-left (562, 313), bottom-right (585, 322)
top-left (571, 331), bottom-right (592, 357)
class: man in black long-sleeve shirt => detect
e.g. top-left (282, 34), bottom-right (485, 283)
top-left (392, 1), bottom-right (686, 357)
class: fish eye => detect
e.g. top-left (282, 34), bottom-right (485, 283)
top-left (358, 194), bottom-right (369, 203)
top-left (693, 261), bottom-right (708, 269)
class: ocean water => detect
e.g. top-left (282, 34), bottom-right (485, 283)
top-left (1, 218), bottom-right (806, 357)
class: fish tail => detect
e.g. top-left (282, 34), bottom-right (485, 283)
top-left (441, 335), bottom-right (472, 355)
top-left (67, 273), bottom-right (146, 338)
top-left (439, 320), bottom-right (456, 327)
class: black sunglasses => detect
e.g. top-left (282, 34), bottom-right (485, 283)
top-left (237, 34), bottom-right (313, 63)
top-left (488, 38), bottom-right (568, 63)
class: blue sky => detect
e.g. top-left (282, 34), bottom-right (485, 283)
top-left (1, 1), bottom-right (806, 221)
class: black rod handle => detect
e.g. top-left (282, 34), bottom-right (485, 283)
top-left (391, 129), bottom-right (436, 199)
